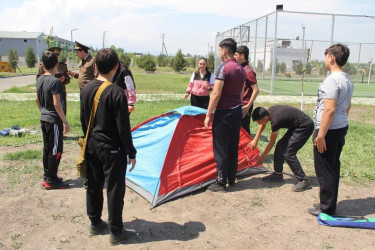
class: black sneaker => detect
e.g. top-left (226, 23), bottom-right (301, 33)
top-left (207, 183), bottom-right (226, 193)
top-left (44, 178), bottom-right (68, 190)
top-left (109, 229), bottom-right (137, 246)
top-left (292, 180), bottom-right (312, 192)
top-left (42, 176), bottom-right (63, 187)
top-left (262, 172), bottom-right (283, 182)
top-left (89, 221), bottom-right (108, 236)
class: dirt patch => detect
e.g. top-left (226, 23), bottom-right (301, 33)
top-left (1, 135), bottom-right (375, 249)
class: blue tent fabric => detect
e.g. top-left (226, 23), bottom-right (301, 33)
top-left (318, 213), bottom-right (375, 229)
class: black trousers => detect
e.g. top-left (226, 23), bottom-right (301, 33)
top-left (212, 106), bottom-right (242, 185)
top-left (86, 137), bottom-right (127, 234)
top-left (191, 94), bottom-right (209, 109)
top-left (313, 126), bottom-right (348, 214)
top-left (274, 122), bottom-right (314, 181)
top-left (41, 121), bottom-right (63, 180)
top-left (241, 104), bottom-right (253, 135)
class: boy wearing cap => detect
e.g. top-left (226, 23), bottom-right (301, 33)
top-left (36, 51), bottom-right (70, 189)
top-left (69, 41), bottom-right (95, 90)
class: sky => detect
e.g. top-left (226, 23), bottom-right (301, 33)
top-left (0, 0), bottom-right (374, 57)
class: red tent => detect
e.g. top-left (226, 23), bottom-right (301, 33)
top-left (126, 106), bottom-right (266, 207)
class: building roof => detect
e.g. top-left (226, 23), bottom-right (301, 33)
top-left (0, 31), bottom-right (44, 39)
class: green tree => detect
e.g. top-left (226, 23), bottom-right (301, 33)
top-left (157, 54), bottom-right (169, 67)
top-left (59, 52), bottom-right (68, 63)
top-left (256, 60), bottom-right (263, 72)
top-left (269, 60), bottom-right (280, 73)
top-left (137, 54), bottom-right (156, 72)
top-left (119, 53), bottom-right (131, 66)
top-left (279, 62), bottom-right (287, 74)
top-left (293, 60), bottom-right (303, 75)
top-left (8, 49), bottom-right (19, 71)
top-left (207, 52), bottom-right (215, 73)
top-left (25, 47), bottom-right (37, 69)
top-left (188, 57), bottom-right (196, 68)
top-left (143, 54), bottom-right (156, 72)
top-left (319, 63), bottom-right (327, 75)
top-left (342, 62), bottom-right (356, 75)
top-left (305, 63), bottom-right (312, 74)
top-left (172, 49), bottom-right (186, 72)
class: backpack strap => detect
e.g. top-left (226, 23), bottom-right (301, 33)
top-left (80, 81), bottom-right (112, 157)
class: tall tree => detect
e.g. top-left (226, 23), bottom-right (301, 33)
top-left (172, 49), bottom-right (186, 72)
top-left (207, 52), bottom-right (215, 73)
top-left (8, 49), bottom-right (19, 71)
top-left (279, 62), bottom-right (287, 74)
top-left (25, 47), bottom-right (37, 68)
top-left (256, 60), bottom-right (263, 73)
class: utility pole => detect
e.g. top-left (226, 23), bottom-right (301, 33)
top-left (103, 31), bottom-right (108, 48)
top-left (160, 33), bottom-right (168, 56)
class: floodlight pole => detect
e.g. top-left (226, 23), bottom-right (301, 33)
top-left (270, 10), bottom-right (279, 95)
top-left (368, 58), bottom-right (373, 85)
top-left (71, 28), bottom-right (78, 63)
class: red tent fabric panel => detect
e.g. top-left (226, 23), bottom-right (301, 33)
top-left (158, 114), bottom-right (261, 197)
top-left (158, 114), bottom-right (215, 196)
top-left (237, 127), bottom-right (261, 171)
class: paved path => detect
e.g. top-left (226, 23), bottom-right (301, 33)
top-left (0, 75), bottom-right (374, 105)
top-left (0, 75), bottom-right (36, 92)
top-left (1, 92), bottom-right (374, 105)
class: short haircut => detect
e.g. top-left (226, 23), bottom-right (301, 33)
top-left (236, 45), bottom-right (249, 61)
top-left (219, 38), bottom-right (237, 56)
top-left (252, 107), bottom-right (269, 121)
top-left (95, 48), bottom-right (119, 74)
top-left (324, 43), bottom-right (350, 67)
top-left (42, 51), bottom-right (58, 70)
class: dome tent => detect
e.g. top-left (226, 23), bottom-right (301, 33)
top-left (126, 106), bottom-right (267, 207)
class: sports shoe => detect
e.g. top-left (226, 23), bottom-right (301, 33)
top-left (42, 176), bottom-right (63, 187)
top-left (261, 172), bottom-right (283, 182)
top-left (109, 229), bottom-right (137, 246)
top-left (207, 182), bottom-right (226, 193)
top-left (307, 207), bottom-right (322, 216)
top-left (44, 178), bottom-right (68, 190)
top-left (292, 180), bottom-right (312, 192)
top-left (89, 221), bottom-right (108, 236)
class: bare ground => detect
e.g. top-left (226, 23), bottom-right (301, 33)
top-left (1, 137), bottom-right (375, 250)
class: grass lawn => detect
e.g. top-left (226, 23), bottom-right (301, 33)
top-left (1, 72), bottom-right (374, 183)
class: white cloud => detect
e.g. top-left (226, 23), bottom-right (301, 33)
top-left (0, 0), bottom-right (374, 56)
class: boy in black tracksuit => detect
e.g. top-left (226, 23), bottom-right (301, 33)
top-left (36, 51), bottom-right (70, 189)
top-left (249, 105), bottom-right (314, 192)
top-left (80, 49), bottom-right (137, 246)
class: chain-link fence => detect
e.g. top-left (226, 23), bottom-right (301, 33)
top-left (215, 9), bottom-right (375, 97)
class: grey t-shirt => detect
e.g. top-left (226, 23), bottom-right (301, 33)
top-left (313, 72), bottom-right (354, 129)
top-left (36, 75), bottom-right (65, 124)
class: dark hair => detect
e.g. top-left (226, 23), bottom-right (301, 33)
top-left (198, 57), bottom-right (210, 73)
top-left (252, 107), bottom-right (269, 121)
top-left (95, 48), bottom-right (119, 74)
top-left (219, 38), bottom-right (237, 56)
top-left (236, 45), bottom-right (249, 61)
top-left (324, 43), bottom-right (350, 67)
top-left (42, 51), bottom-right (58, 70)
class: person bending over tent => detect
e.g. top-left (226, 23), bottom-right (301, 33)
top-left (249, 105), bottom-right (313, 192)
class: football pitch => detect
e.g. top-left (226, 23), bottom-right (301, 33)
top-left (257, 78), bottom-right (375, 97)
